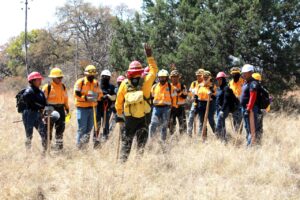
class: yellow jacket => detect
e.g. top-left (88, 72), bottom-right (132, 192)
top-left (42, 82), bottom-right (69, 110)
top-left (196, 82), bottom-right (217, 101)
top-left (151, 82), bottom-right (177, 107)
top-left (115, 57), bottom-right (158, 116)
top-left (229, 78), bottom-right (244, 98)
top-left (73, 77), bottom-right (103, 108)
top-left (189, 80), bottom-right (202, 97)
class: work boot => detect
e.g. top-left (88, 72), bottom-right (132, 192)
top-left (93, 141), bottom-right (101, 149)
top-left (25, 139), bottom-right (32, 150)
top-left (53, 143), bottom-right (63, 151)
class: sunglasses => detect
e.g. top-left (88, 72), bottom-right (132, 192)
top-left (86, 69), bottom-right (97, 73)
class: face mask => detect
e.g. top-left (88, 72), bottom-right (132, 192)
top-left (233, 74), bottom-right (240, 82)
top-left (160, 80), bottom-right (167, 85)
top-left (101, 77), bottom-right (110, 85)
top-left (87, 76), bottom-right (95, 82)
top-left (131, 77), bottom-right (140, 87)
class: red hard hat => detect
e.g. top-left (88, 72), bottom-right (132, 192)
top-left (127, 60), bottom-right (144, 78)
top-left (117, 75), bottom-right (125, 83)
top-left (27, 72), bottom-right (43, 81)
top-left (216, 72), bottom-right (227, 79)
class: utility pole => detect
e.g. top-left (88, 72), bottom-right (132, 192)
top-left (22, 0), bottom-right (30, 76)
top-left (74, 0), bottom-right (79, 80)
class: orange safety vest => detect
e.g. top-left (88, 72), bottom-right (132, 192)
top-left (229, 78), bottom-right (244, 98)
top-left (42, 82), bottom-right (69, 110)
top-left (172, 82), bottom-right (187, 107)
top-left (74, 77), bottom-right (103, 108)
top-left (151, 82), bottom-right (177, 106)
top-left (195, 82), bottom-right (217, 101)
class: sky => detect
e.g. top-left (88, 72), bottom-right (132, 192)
top-left (0, 0), bottom-right (143, 45)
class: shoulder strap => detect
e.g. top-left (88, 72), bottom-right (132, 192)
top-left (80, 78), bottom-right (85, 92)
top-left (47, 82), bottom-right (51, 97)
top-left (168, 82), bottom-right (173, 105)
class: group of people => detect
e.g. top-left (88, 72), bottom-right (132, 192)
top-left (19, 44), bottom-right (269, 161)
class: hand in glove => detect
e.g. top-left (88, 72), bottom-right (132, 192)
top-left (244, 109), bottom-right (250, 117)
top-left (219, 111), bottom-right (224, 118)
top-left (144, 43), bottom-right (152, 57)
top-left (116, 114), bottom-right (125, 123)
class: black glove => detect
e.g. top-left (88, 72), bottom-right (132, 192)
top-left (116, 115), bottom-right (125, 123)
top-left (194, 95), bottom-right (198, 102)
top-left (102, 95), bottom-right (109, 100)
top-left (144, 43), bottom-right (152, 57)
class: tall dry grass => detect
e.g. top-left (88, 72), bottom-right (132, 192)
top-left (0, 91), bottom-right (299, 200)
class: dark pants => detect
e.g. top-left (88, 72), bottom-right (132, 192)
top-left (169, 106), bottom-right (187, 135)
top-left (46, 105), bottom-right (65, 149)
top-left (196, 101), bottom-right (216, 136)
top-left (121, 116), bottom-right (148, 162)
top-left (96, 107), bottom-right (112, 140)
top-left (215, 107), bottom-right (229, 140)
top-left (22, 109), bottom-right (47, 150)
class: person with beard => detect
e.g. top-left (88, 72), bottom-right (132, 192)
top-left (169, 70), bottom-right (188, 135)
top-left (215, 72), bottom-right (239, 141)
top-left (95, 70), bottom-right (116, 146)
top-left (229, 67), bottom-right (244, 132)
top-left (187, 68), bottom-right (205, 136)
top-left (115, 44), bottom-right (158, 162)
top-left (74, 65), bottom-right (103, 149)
top-left (149, 69), bottom-right (177, 142)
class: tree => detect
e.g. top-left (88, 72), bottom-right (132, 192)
top-left (55, 0), bottom-right (114, 72)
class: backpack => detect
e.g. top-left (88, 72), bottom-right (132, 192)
top-left (226, 86), bottom-right (240, 113)
top-left (257, 84), bottom-right (270, 109)
top-left (16, 88), bottom-right (27, 113)
top-left (124, 78), bottom-right (151, 118)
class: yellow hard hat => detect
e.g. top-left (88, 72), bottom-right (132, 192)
top-left (170, 70), bottom-right (181, 77)
top-left (230, 67), bottom-right (241, 74)
top-left (49, 68), bottom-right (64, 78)
top-left (252, 73), bottom-right (262, 81)
top-left (203, 70), bottom-right (211, 77)
top-left (84, 65), bottom-right (98, 76)
top-left (195, 68), bottom-right (205, 76)
top-left (158, 69), bottom-right (169, 77)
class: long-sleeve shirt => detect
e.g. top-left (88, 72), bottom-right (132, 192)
top-left (115, 56), bottom-right (158, 116)
top-left (23, 85), bottom-right (47, 111)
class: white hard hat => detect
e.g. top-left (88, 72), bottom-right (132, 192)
top-left (241, 64), bottom-right (254, 73)
top-left (101, 69), bottom-right (112, 77)
top-left (50, 111), bottom-right (60, 122)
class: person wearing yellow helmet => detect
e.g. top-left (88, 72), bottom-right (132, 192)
top-left (73, 65), bottom-right (103, 149)
top-left (42, 67), bottom-right (69, 150)
top-left (169, 69), bottom-right (188, 135)
top-left (187, 68), bottom-right (205, 136)
top-left (252, 72), bottom-right (270, 144)
top-left (194, 70), bottom-right (217, 137)
top-left (229, 67), bottom-right (244, 133)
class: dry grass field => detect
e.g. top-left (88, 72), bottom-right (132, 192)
top-left (0, 90), bottom-right (299, 200)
